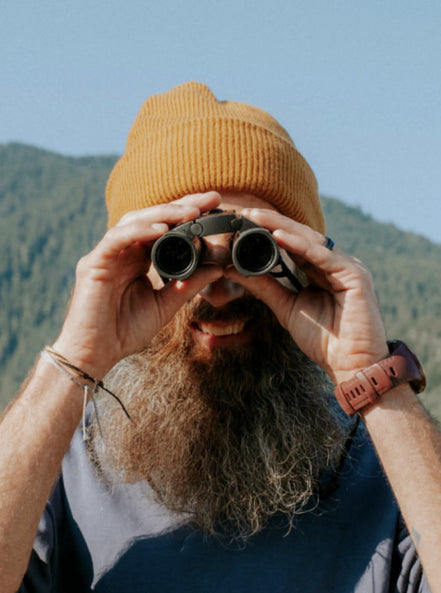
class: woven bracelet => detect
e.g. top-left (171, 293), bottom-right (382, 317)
top-left (41, 346), bottom-right (133, 440)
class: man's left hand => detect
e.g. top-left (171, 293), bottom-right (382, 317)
top-left (224, 207), bottom-right (389, 384)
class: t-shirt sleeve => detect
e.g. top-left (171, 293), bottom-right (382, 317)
top-left (394, 515), bottom-right (431, 593)
top-left (17, 479), bottom-right (62, 593)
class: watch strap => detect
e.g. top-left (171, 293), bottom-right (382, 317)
top-left (334, 340), bottom-right (426, 416)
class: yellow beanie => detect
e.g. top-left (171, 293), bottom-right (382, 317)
top-left (106, 82), bottom-right (325, 232)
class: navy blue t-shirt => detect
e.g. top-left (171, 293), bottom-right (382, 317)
top-left (20, 424), bottom-right (430, 592)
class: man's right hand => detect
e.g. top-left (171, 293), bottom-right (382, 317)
top-left (52, 191), bottom-right (224, 379)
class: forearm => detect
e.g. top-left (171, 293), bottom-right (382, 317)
top-left (362, 385), bottom-right (441, 592)
top-left (0, 356), bottom-right (85, 592)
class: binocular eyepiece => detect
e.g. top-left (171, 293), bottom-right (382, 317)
top-left (151, 211), bottom-right (281, 280)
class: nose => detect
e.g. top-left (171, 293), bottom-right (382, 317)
top-left (198, 235), bottom-right (246, 307)
top-left (198, 276), bottom-right (246, 308)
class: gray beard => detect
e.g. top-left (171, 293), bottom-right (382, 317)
top-left (88, 297), bottom-right (347, 541)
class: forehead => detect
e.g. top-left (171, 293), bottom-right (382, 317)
top-left (216, 192), bottom-right (278, 213)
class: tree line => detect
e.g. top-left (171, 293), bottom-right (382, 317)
top-left (1, 143), bottom-right (440, 419)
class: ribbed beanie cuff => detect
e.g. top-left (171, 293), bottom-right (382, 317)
top-left (106, 82), bottom-right (324, 232)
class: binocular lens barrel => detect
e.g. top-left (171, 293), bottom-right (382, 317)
top-left (232, 229), bottom-right (279, 276)
top-left (151, 234), bottom-right (200, 280)
top-left (152, 227), bottom-right (279, 280)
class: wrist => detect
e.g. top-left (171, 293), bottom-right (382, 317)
top-left (333, 340), bottom-right (426, 416)
top-left (51, 337), bottom-right (115, 381)
top-left (19, 355), bottom-right (87, 418)
top-left (332, 347), bottom-right (389, 386)
top-left (40, 345), bottom-right (133, 428)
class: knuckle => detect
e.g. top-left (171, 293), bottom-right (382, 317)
top-left (75, 254), bottom-right (90, 278)
top-left (75, 261), bottom-right (86, 281)
top-left (115, 210), bottom-right (140, 226)
top-left (105, 224), bottom-right (123, 241)
top-left (351, 258), bottom-right (374, 284)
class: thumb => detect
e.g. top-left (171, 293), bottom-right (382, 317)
top-left (157, 265), bottom-right (224, 323)
top-left (224, 268), bottom-right (297, 330)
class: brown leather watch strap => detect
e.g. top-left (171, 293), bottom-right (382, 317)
top-left (334, 340), bottom-right (426, 416)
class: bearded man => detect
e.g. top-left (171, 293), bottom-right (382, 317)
top-left (0, 82), bottom-right (439, 593)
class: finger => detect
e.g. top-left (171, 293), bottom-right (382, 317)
top-left (273, 229), bottom-right (363, 292)
top-left (240, 207), bottom-right (331, 255)
top-left (241, 208), bottom-right (364, 292)
top-left (224, 267), bottom-right (297, 330)
top-left (156, 265), bottom-right (224, 324)
top-left (240, 207), bottom-right (332, 269)
top-left (173, 191), bottom-right (222, 210)
top-left (115, 202), bottom-right (200, 229)
top-left (114, 191), bottom-right (222, 228)
top-left (241, 207), bottom-right (320, 241)
top-left (93, 203), bottom-right (203, 261)
top-left (99, 192), bottom-right (223, 260)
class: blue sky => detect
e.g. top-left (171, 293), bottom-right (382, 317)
top-left (1, 0), bottom-right (440, 244)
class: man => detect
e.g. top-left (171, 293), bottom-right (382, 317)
top-left (0, 82), bottom-right (439, 592)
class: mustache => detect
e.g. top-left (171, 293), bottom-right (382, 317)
top-left (189, 296), bottom-right (275, 325)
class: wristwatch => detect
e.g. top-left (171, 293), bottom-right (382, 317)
top-left (334, 340), bottom-right (426, 416)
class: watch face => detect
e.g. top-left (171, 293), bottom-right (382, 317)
top-left (389, 340), bottom-right (427, 393)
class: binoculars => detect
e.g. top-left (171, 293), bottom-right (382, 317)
top-left (151, 210), bottom-right (281, 281)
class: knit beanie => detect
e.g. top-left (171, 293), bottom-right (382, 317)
top-left (106, 82), bottom-right (325, 232)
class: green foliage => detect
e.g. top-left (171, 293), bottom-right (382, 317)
top-left (0, 143), bottom-right (115, 401)
top-left (1, 144), bottom-right (440, 419)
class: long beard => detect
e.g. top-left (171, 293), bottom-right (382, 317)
top-left (88, 297), bottom-right (346, 541)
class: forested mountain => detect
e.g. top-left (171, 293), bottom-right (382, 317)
top-left (0, 143), bottom-right (113, 406)
top-left (1, 143), bottom-right (440, 418)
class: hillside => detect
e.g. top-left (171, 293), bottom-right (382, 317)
top-left (0, 143), bottom-right (114, 403)
top-left (1, 143), bottom-right (440, 418)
